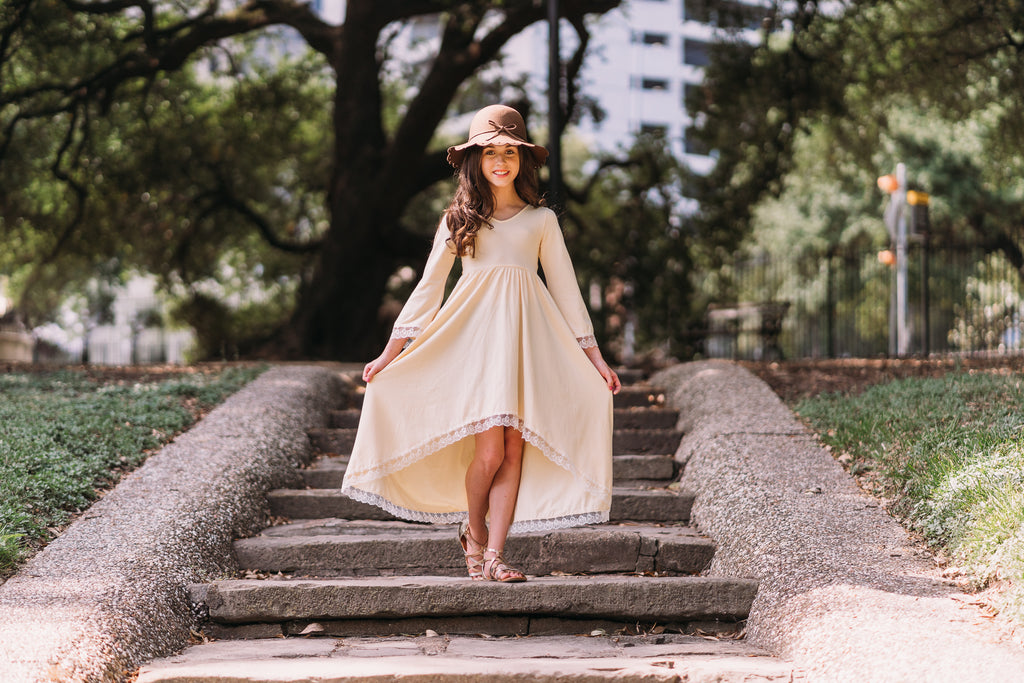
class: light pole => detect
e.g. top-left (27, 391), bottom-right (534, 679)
top-left (878, 163), bottom-right (910, 356)
top-left (547, 0), bottom-right (562, 211)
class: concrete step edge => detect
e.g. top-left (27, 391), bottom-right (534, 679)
top-left (192, 574), bottom-right (759, 625)
top-left (233, 524), bottom-right (713, 576)
top-left (138, 635), bottom-right (795, 683)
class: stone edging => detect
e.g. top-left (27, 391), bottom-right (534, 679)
top-left (652, 360), bottom-right (1024, 683)
top-left (0, 365), bottom-right (343, 683)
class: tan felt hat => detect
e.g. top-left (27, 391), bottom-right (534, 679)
top-left (446, 104), bottom-right (549, 169)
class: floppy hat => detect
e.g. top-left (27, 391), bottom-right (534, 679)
top-left (446, 104), bottom-right (549, 169)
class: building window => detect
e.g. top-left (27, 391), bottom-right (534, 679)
top-left (640, 123), bottom-right (669, 137)
top-left (640, 77), bottom-right (670, 91)
top-left (638, 32), bottom-right (671, 46)
top-left (683, 0), bottom-right (763, 30)
top-left (683, 39), bottom-right (711, 67)
top-left (683, 82), bottom-right (704, 111)
top-left (684, 126), bottom-right (711, 155)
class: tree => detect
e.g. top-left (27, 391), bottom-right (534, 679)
top-left (561, 132), bottom-right (726, 362)
top-left (688, 0), bottom-right (1024, 277)
top-left (1, 0), bottom-right (620, 359)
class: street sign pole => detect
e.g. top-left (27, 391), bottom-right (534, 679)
top-left (895, 162), bottom-right (910, 356)
top-left (547, 0), bottom-right (562, 211)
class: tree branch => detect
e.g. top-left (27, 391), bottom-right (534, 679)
top-left (563, 14), bottom-right (590, 124)
top-left (385, 0), bottom-right (621, 210)
top-left (208, 180), bottom-right (324, 254)
top-left (563, 157), bottom-right (638, 205)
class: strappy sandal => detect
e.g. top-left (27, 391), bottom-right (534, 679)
top-left (483, 548), bottom-right (527, 583)
top-left (458, 520), bottom-right (485, 581)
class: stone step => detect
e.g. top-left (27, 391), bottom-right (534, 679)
top-left (138, 635), bottom-right (795, 683)
top-left (614, 406), bottom-right (680, 430)
top-left (614, 428), bottom-right (682, 455)
top-left (267, 487), bottom-right (692, 523)
top-left (234, 521), bottom-right (712, 577)
top-left (308, 428), bottom-right (356, 455)
top-left (300, 453), bottom-right (675, 489)
top-left (190, 574), bottom-right (758, 632)
top-left (614, 386), bottom-right (666, 408)
top-left (613, 454), bottom-right (676, 480)
top-left (328, 408), bottom-right (361, 429)
top-left (308, 427), bottom-right (681, 457)
top-left (614, 367), bottom-right (647, 385)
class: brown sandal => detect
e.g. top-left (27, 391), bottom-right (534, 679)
top-left (458, 520), bottom-right (485, 581)
top-left (483, 548), bottom-right (526, 583)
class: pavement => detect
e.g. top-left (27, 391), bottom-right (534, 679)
top-left (0, 365), bottom-right (345, 683)
top-left (1, 359), bottom-right (1022, 682)
top-left (652, 360), bottom-right (1024, 682)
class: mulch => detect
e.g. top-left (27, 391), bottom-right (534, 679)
top-left (741, 355), bottom-right (1024, 404)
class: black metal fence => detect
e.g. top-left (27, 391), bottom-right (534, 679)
top-left (704, 242), bottom-right (1024, 360)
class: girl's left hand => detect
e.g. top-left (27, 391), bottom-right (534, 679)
top-left (599, 364), bottom-right (621, 394)
top-left (583, 345), bottom-right (621, 394)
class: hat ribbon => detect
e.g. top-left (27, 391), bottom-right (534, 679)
top-left (470, 120), bottom-right (524, 144)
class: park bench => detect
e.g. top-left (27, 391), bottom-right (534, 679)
top-left (706, 301), bottom-right (790, 361)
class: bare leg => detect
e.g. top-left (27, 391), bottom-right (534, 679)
top-left (466, 425), bottom-right (505, 546)
top-left (484, 427), bottom-right (524, 554)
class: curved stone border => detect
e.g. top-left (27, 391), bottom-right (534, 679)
top-left (652, 360), bottom-right (1024, 682)
top-left (0, 365), bottom-right (344, 683)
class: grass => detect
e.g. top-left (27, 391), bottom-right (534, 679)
top-left (795, 370), bottom-right (1024, 623)
top-left (0, 365), bottom-right (265, 576)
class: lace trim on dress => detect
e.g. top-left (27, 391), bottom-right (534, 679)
top-left (340, 484), bottom-right (609, 533)
top-left (391, 325), bottom-right (421, 340)
top-left (577, 334), bottom-right (598, 349)
top-left (342, 413), bottom-right (607, 498)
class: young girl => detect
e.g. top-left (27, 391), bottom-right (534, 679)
top-left (341, 104), bottom-right (620, 583)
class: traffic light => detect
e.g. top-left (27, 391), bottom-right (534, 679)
top-left (906, 191), bottom-right (930, 206)
top-left (877, 174), bottom-right (899, 194)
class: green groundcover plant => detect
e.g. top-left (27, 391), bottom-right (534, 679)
top-left (796, 371), bottom-right (1024, 623)
top-left (0, 365), bottom-right (265, 574)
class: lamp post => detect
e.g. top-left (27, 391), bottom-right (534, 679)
top-left (547, 0), bottom-right (562, 211)
top-left (878, 163), bottom-right (910, 356)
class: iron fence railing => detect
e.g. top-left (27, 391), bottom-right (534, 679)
top-left (704, 243), bottom-right (1024, 360)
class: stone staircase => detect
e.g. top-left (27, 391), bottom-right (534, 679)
top-left (138, 369), bottom-right (795, 682)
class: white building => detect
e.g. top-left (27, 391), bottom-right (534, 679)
top-left (299, 1), bottom-right (764, 170)
top-left (499, 0), bottom-right (765, 170)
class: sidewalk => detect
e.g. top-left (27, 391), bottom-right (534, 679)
top-left (653, 360), bottom-right (1024, 682)
top-left (3, 360), bottom-right (1021, 682)
top-left (0, 365), bottom-right (344, 682)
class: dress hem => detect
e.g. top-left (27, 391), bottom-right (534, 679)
top-left (340, 484), bottom-right (609, 532)
top-left (343, 413), bottom-right (607, 497)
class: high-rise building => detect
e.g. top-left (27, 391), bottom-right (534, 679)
top-left (499, 0), bottom-right (765, 171)
top-left (305, 1), bottom-right (764, 169)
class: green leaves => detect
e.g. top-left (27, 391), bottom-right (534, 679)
top-left (690, 0), bottom-right (1024, 282)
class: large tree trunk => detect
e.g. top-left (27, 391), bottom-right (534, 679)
top-left (284, 0), bottom-right (621, 360)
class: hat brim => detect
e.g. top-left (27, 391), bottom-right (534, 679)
top-left (446, 137), bottom-right (549, 169)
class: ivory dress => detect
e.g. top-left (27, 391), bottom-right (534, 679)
top-left (341, 205), bottom-right (612, 532)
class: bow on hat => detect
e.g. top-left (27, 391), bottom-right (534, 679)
top-left (446, 104), bottom-right (549, 169)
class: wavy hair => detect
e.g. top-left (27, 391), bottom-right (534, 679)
top-left (444, 146), bottom-right (543, 257)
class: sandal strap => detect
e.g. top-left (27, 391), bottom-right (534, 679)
top-left (483, 549), bottom-right (526, 582)
top-left (459, 521), bottom-right (485, 579)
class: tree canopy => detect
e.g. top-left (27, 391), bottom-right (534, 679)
top-left (1, 0), bottom-right (620, 358)
top-left (689, 0), bottom-right (1024, 275)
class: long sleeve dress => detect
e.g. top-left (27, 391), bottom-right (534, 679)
top-left (341, 205), bottom-right (613, 532)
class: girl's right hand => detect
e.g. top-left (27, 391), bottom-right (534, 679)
top-left (363, 356), bottom-right (390, 383)
top-left (363, 336), bottom-right (411, 383)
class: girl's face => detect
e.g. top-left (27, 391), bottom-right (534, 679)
top-left (480, 144), bottom-right (520, 190)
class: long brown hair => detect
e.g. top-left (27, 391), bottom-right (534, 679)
top-left (444, 146), bottom-right (543, 257)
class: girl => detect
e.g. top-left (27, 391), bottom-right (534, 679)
top-left (342, 104), bottom-right (620, 583)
